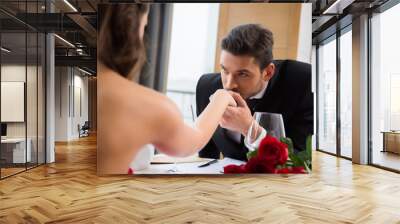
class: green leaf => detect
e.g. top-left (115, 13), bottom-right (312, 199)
top-left (304, 161), bottom-right (311, 173)
top-left (306, 135), bottom-right (312, 158)
top-left (281, 137), bottom-right (303, 167)
top-left (280, 136), bottom-right (313, 171)
top-left (289, 154), bottom-right (303, 167)
top-left (246, 150), bottom-right (258, 160)
top-left (296, 151), bottom-right (309, 162)
top-left (280, 137), bottom-right (294, 154)
top-left (306, 135), bottom-right (313, 170)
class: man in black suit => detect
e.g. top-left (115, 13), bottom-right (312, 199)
top-left (196, 24), bottom-right (313, 161)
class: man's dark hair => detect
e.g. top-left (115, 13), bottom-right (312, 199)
top-left (221, 24), bottom-right (274, 70)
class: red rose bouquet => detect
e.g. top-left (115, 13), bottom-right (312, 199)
top-left (224, 135), bottom-right (312, 174)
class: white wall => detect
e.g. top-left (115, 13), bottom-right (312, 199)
top-left (297, 3), bottom-right (312, 63)
top-left (1, 65), bottom-right (37, 137)
top-left (55, 66), bottom-right (70, 141)
top-left (1, 66), bottom-right (26, 128)
top-left (54, 67), bottom-right (89, 141)
top-left (1, 82), bottom-right (25, 122)
top-left (1, 64), bottom-right (46, 164)
top-left (1, 65), bottom-right (26, 140)
top-left (71, 74), bottom-right (89, 138)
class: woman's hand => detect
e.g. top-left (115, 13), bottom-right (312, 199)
top-left (209, 89), bottom-right (237, 107)
top-left (157, 89), bottom-right (237, 157)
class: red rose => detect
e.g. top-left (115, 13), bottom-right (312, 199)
top-left (224, 164), bottom-right (247, 174)
top-left (291, 166), bottom-right (306, 174)
top-left (245, 157), bottom-right (276, 173)
top-left (277, 167), bottom-right (290, 174)
top-left (258, 135), bottom-right (288, 166)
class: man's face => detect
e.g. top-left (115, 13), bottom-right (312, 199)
top-left (220, 50), bottom-right (272, 99)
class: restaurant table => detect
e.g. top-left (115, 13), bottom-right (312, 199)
top-left (381, 131), bottom-right (400, 154)
top-left (134, 156), bottom-right (246, 174)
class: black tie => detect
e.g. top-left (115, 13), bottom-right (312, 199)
top-left (246, 98), bottom-right (261, 115)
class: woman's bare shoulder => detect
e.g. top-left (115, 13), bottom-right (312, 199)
top-left (129, 81), bottom-right (184, 144)
top-left (99, 70), bottom-right (182, 136)
top-left (134, 83), bottom-right (182, 128)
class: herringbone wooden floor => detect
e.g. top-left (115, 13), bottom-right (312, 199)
top-left (1, 135), bottom-right (400, 223)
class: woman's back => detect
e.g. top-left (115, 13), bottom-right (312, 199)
top-left (98, 67), bottom-right (177, 174)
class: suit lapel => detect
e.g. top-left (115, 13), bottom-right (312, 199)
top-left (255, 60), bottom-right (286, 113)
top-left (213, 126), bottom-right (240, 150)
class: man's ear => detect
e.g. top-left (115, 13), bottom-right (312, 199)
top-left (261, 63), bottom-right (275, 81)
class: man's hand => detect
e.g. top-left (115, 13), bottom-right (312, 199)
top-left (219, 92), bottom-right (253, 136)
top-left (209, 89), bottom-right (237, 107)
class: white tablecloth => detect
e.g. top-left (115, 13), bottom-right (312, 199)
top-left (134, 157), bottom-right (245, 174)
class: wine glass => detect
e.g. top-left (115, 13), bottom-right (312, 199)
top-left (244, 112), bottom-right (286, 151)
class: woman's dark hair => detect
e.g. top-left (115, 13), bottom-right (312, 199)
top-left (221, 24), bottom-right (274, 71)
top-left (98, 4), bottom-right (150, 79)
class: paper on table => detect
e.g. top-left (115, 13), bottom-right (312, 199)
top-left (151, 153), bottom-right (212, 164)
top-left (136, 157), bottom-right (246, 174)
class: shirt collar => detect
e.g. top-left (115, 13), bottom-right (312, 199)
top-left (249, 81), bottom-right (268, 100)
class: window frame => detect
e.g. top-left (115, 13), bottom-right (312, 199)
top-left (367, 0), bottom-right (400, 173)
top-left (315, 24), bottom-right (353, 161)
